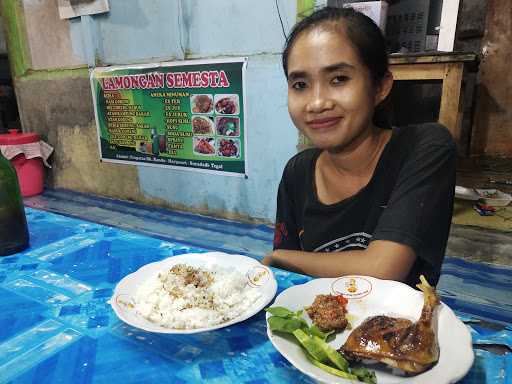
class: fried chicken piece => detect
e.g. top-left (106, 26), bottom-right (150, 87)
top-left (339, 276), bottom-right (440, 374)
top-left (306, 294), bottom-right (348, 332)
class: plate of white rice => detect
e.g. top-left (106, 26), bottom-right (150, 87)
top-left (111, 252), bottom-right (277, 334)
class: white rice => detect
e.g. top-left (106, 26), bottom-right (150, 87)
top-left (133, 263), bottom-right (262, 329)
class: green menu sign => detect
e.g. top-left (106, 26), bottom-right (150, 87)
top-left (90, 58), bottom-right (247, 176)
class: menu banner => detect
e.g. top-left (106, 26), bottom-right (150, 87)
top-left (90, 58), bottom-right (248, 176)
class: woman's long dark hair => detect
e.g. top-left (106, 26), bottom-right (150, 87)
top-left (282, 7), bottom-right (391, 128)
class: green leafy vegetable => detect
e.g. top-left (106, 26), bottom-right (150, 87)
top-left (266, 305), bottom-right (377, 384)
top-left (316, 336), bottom-right (349, 371)
top-left (265, 306), bottom-right (296, 318)
top-left (293, 329), bottom-right (329, 362)
top-left (306, 354), bottom-right (359, 380)
top-left (351, 366), bottom-right (378, 384)
top-left (309, 324), bottom-right (334, 341)
top-left (267, 316), bottom-right (308, 334)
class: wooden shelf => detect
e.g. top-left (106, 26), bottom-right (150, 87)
top-left (388, 52), bottom-right (478, 146)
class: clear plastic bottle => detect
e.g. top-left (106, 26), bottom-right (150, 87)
top-left (0, 151), bottom-right (29, 256)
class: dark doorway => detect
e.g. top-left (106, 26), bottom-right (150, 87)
top-left (0, 52), bottom-right (21, 134)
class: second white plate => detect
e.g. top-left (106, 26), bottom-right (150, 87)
top-left (266, 276), bottom-right (474, 384)
top-left (111, 252), bottom-right (277, 334)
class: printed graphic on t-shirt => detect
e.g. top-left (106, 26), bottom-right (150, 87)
top-left (273, 222), bottom-right (288, 248)
top-left (314, 232), bottom-right (372, 253)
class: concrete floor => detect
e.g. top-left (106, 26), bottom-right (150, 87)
top-left (453, 156), bottom-right (512, 265)
top-left (448, 225), bottom-right (512, 265)
top-left (25, 188), bottom-right (512, 267)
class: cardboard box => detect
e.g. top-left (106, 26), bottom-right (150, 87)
top-left (343, 1), bottom-right (389, 32)
top-left (385, 0), bottom-right (431, 53)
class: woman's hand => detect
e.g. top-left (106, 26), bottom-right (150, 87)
top-left (261, 253), bottom-right (274, 266)
top-left (260, 249), bottom-right (307, 275)
top-left (261, 251), bottom-right (300, 272)
top-left (261, 251), bottom-right (277, 267)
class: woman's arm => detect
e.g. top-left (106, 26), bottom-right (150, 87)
top-left (263, 239), bottom-right (416, 282)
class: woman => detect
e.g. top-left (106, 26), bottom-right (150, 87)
top-left (262, 7), bottom-right (456, 287)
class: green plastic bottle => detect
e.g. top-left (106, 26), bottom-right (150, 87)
top-left (0, 152), bottom-right (29, 256)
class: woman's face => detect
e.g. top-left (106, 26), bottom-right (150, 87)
top-left (286, 26), bottom-right (386, 152)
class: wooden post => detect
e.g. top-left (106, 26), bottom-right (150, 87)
top-left (439, 62), bottom-right (464, 143)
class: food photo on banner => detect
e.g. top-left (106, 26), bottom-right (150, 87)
top-left (90, 58), bottom-right (247, 176)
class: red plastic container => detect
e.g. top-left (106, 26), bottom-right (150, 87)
top-left (0, 129), bottom-right (44, 197)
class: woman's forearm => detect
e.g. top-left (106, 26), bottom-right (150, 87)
top-left (263, 240), bottom-right (416, 282)
top-left (265, 249), bottom-right (374, 277)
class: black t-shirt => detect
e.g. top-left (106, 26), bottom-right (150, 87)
top-left (273, 123), bottom-right (456, 287)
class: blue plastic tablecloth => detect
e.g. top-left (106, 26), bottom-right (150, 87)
top-left (0, 208), bottom-right (510, 383)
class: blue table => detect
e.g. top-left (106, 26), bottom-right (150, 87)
top-left (0, 208), bottom-right (511, 383)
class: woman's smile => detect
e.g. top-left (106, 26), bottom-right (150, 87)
top-left (307, 116), bottom-right (343, 130)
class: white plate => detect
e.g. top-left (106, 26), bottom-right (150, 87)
top-left (475, 189), bottom-right (512, 207)
top-left (455, 186), bottom-right (479, 201)
top-left (111, 252), bottom-right (277, 334)
top-left (266, 276), bottom-right (474, 384)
